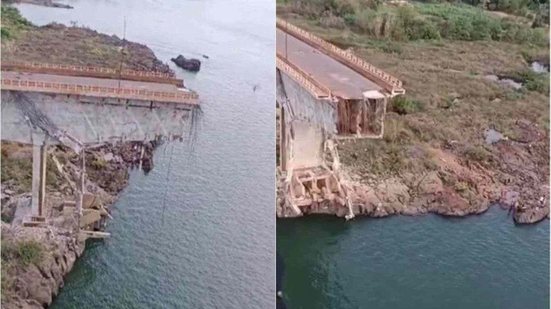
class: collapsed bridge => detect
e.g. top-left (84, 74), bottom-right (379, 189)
top-left (276, 19), bottom-right (404, 218)
top-left (1, 62), bottom-right (200, 233)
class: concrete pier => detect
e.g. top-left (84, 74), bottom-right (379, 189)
top-left (28, 131), bottom-right (47, 223)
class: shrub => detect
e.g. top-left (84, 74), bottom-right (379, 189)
top-left (354, 8), bottom-right (380, 35)
top-left (502, 70), bottom-right (550, 94)
top-left (463, 145), bottom-right (491, 163)
top-left (410, 18), bottom-right (441, 40)
top-left (343, 13), bottom-right (356, 25)
top-left (16, 241), bottom-right (43, 266)
top-left (391, 97), bottom-right (424, 114)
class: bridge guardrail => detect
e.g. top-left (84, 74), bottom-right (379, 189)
top-left (1, 77), bottom-right (199, 105)
top-left (276, 54), bottom-right (333, 101)
top-left (277, 18), bottom-right (404, 96)
top-left (1, 61), bottom-right (184, 87)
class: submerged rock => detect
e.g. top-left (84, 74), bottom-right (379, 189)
top-left (171, 55), bottom-right (201, 72)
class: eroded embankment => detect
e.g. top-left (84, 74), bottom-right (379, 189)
top-left (277, 123), bottom-right (549, 224)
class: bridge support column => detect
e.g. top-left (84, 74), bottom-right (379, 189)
top-left (28, 131), bottom-right (47, 224)
top-left (76, 150), bottom-right (86, 223)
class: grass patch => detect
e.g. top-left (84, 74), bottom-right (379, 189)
top-left (463, 145), bottom-right (492, 164)
top-left (340, 116), bottom-right (439, 176)
top-left (17, 241), bottom-right (43, 266)
top-left (1, 151), bottom-right (32, 193)
top-left (2, 239), bottom-right (43, 267)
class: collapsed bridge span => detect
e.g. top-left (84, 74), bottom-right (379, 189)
top-left (1, 63), bottom-right (200, 232)
top-left (276, 19), bottom-right (404, 218)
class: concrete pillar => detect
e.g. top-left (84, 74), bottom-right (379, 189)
top-left (31, 143), bottom-right (41, 218)
top-left (30, 131), bottom-right (46, 220)
top-left (39, 143), bottom-right (47, 217)
top-left (280, 107), bottom-right (287, 171)
top-left (76, 150), bottom-right (86, 219)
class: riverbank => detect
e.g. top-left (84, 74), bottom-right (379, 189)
top-left (276, 0), bottom-right (549, 224)
top-left (1, 6), bottom-right (168, 308)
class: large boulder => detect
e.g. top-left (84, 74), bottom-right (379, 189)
top-left (171, 55), bottom-right (201, 72)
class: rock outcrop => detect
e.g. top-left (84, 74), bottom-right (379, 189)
top-left (1, 140), bottom-right (159, 308)
top-left (1, 222), bottom-right (84, 309)
top-left (277, 136), bottom-right (549, 224)
top-left (171, 55), bottom-right (201, 72)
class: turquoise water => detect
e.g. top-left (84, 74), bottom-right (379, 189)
top-left (15, 0), bottom-right (275, 307)
top-left (278, 208), bottom-right (549, 309)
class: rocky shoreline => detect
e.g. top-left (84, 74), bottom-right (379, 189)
top-left (277, 132), bottom-right (549, 225)
top-left (277, 174), bottom-right (549, 225)
top-left (1, 141), bottom-right (157, 308)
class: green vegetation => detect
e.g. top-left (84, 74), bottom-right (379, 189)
top-left (2, 240), bottom-right (44, 267)
top-left (1, 239), bottom-right (43, 299)
top-left (1, 5), bottom-right (32, 40)
top-left (503, 69), bottom-right (550, 93)
top-left (16, 241), bottom-right (44, 266)
top-left (1, 148), bottom-right (32, 193)
top-left (281, 0), bottom-right (549, 45)
top-left (391, 96), bottom-right (424, 114)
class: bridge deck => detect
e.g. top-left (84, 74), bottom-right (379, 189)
top-left (1, 71), bottom-right (198, 105)
top-left (276, 28), bottom-right (382, 100)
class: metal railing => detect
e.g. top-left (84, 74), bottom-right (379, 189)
top-left (276, 54), bottom-right (332, 101)
top-left (2, 78), bottom-right (199, 105)
top-left (277, 18), bottom-right (404, 95)
top-left (1, 61), bottom-right (184, 86)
